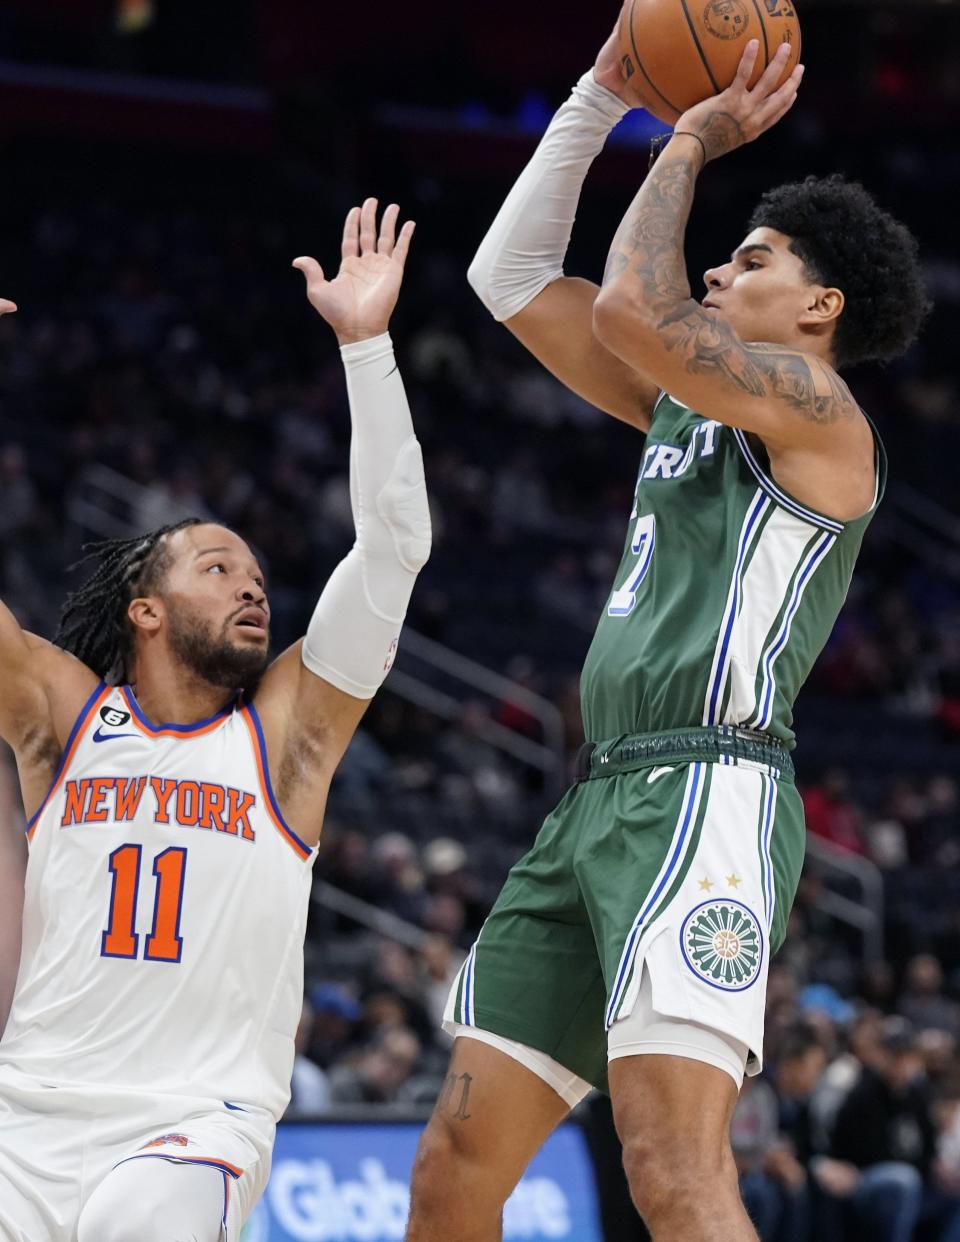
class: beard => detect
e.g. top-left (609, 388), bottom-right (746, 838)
top-left (167, 606), bottom-right (269, 696)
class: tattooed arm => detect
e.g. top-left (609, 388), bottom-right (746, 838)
top-left (593, 43), bottom-right (877, 519)
top-left (594, 126), bottom-right (859, 439)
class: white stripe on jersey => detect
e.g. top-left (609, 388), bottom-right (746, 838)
top-left (721, 513), bottom-right (824, 727)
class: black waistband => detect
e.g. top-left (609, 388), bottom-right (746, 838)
top-left (574, 726), bottom-right (793, 783)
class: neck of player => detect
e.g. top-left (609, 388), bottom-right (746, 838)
top-left (127, 654), bottom-right (242, 726)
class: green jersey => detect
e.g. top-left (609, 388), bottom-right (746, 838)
top-left (580, 393), bottom-right (885, 748)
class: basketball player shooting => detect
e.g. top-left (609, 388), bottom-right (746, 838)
top-left (405, 11), bottom-right (928, 1242)
top-left (0, 200), bottom-right (430, 1241)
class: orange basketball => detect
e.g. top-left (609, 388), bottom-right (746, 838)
top-left (618, 0), bottom-right (801, 126)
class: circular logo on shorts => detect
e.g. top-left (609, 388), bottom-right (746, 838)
top-left (703, 0), bottom-right (750, 40)
top-left (681, 899), bottom-right (763, 991)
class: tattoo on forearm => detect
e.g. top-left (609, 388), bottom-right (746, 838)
top-left (602, 123), bottom-right (859, 426)
top-left (658, 307), bottom-right (859, 424)
top-left (438, 1071), bottom-right (473, 1120)
top-left (602, 151), bottom-right (698, 310)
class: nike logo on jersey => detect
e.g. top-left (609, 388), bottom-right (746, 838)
top-left (92, 726), bottom-right (139, 743)
top-left (647, 766), bottom-right (676, 784)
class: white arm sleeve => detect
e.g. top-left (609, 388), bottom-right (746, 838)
top-left (301, 333), bottom-right (431, 700)
top-left (467, 71), bottom-right (629, 322)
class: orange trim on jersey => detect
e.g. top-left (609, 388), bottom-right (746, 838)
top-left (180, 1155), bottom-right (244, 1179)
top-left (239, 705), bottom-right (313, 861)
top-left (119, 1153), bottom-right (244, 1180)
top-left (26, 685), bottom-right (112, 842)
top-left (120, 685), bottom-right (235, 739)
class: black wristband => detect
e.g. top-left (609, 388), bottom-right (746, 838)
top-left (671, 130), bottom-right (708, 171)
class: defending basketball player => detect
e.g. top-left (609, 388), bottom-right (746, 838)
top-left (406, 13), bottom-right (928, 1242)
top-left (0, 200), bottom-right (430, 1242)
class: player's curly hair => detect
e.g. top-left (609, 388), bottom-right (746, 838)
top-left (54, 518), bottom-right (203, 683)
top-left (748, 174), bottom-right (931, 369)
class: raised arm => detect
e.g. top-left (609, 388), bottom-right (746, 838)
top-left (593, 43), bottom-right (877, 520)
top-left (467, 25), bottom-right (660, 432)
top-left (252, 201), bottom-right (430, 832)
top-left (0, 301), bottom-right (100, 774)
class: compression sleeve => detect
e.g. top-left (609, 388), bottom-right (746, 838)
top-left (467, 71), bottom-right (630, 322)
top-left (301, 333), bottom-right (431, 699)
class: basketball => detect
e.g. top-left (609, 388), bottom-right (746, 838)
top-left (618, 0), bottom-right (802, 126)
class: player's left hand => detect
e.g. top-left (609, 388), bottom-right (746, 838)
top-left (293, 198), bottom-right (415, 346)
top-left (0, 299), bottom-right (17, 316)
top-left (673, 40), bottom-right (803, 163)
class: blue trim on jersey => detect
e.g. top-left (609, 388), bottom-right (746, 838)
top-left (121, 685), bottom-right (236, 734)
top-left (753, 532), bottom-right (836, 730)
top-left (759, 774), bottom-right (777, 931)
top-left (706, 491), bottom-right (769, 725)
top-left (100, 842), bottom-right (143, 959)
top-left (223, 1101), bottom-right (248, 1112)
top-left (733, 430), bottom-right (845, 534)
top-left (462, 943), bottom-right (476, 1026)
top-left (25, 680), bottom-right (107, 832)
top-left (606, 762), bottom-right (704, 1027)
top-left (115, 1153), bottom-right (242, 1180)
top-left (244, 701), bottom-right (312, 857)
top-left (145, 846), bottom-right (187, 964)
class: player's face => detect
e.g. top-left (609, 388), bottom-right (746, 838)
top-left (701, 227), bottom-right (821, 347)
top-left (160, 524), bottom-right (271, 691)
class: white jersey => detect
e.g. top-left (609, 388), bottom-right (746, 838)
top-left (0, 683), bottom-right (317, 1121)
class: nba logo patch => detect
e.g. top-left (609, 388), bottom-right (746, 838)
top-left (141, 1133), bottom-right (191, 1150)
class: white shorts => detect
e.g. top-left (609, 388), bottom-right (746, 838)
top-left (449, 965), bottom-right (750, 1110)
top-left (0, 1065), bottom-right (274, 1242)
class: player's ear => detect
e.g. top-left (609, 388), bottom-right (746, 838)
top-left (801, 286), bottom-right (844, 329)
top-left (128, 596), bottom-right (164, 636)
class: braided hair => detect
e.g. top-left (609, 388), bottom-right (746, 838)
top-left (54, 518), bottom-right (204, 683)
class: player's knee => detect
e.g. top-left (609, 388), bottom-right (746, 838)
top-left (410, 1113), bottom-right (503, 1211)
top-left (621, 1127), bottom-right (734, 1225)
top-left (410, 1115), bottom-right (466, 1194)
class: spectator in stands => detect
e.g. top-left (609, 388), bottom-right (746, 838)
top-left (817, 1016), bottom-right (947, 1242)
top-left (802, 769), bottom-right (867, 857)
top-left (733, 1022), bottom-right (822, 1241)
top-left (305, 983), bottom-right (362, 1070)
top-left (370, 832), bottom-right (426, 925)
top-left (418, 933), bottom-right (461, 1031)
top-left (285, 999), bottom-right (332, 1118)
top-left (900, 955), bottom-right (960, 1038)
top-left (327, 1026), bottom-right (421, 1105)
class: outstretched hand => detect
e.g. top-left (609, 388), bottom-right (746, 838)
top-left (293, 198), bottom-right (415, 346)
top-left (674, 40), bottom-right (804, 163)
top-left (0, 299), bottom-right (17, 316)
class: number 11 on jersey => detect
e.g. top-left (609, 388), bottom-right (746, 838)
top-left (608, 514), bottom-right (656, 618)
top-left (102, 845), bottom-right (188, 963)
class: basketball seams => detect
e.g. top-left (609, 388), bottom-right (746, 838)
top-left (626, 0), bottom-right (685, 121)
top-left (678, 0), bottom-right (722, 95)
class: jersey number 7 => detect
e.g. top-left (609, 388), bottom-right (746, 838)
top-left (608, 514), bottom-right (656, 618)
top-left (101, 845), bottom-right (187, 963)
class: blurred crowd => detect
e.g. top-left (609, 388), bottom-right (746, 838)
top-left (0, 54), bottom-right (958, 1241)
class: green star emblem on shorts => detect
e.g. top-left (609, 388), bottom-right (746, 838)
top-left (443, 728), bottom-right (806, 1094)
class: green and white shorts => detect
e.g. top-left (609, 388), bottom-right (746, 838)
top-left (444, 727), bottom-right (806, 1096)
